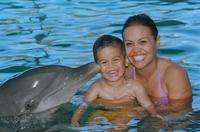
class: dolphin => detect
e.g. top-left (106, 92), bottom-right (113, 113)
top-left (0, 62), bottom-right (99, 117)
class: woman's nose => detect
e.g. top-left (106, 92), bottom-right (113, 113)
top-left (129, 45), bottom-right (140, 55)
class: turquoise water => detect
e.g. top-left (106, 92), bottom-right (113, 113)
top-left (0, 0), bottom-right (200, 131)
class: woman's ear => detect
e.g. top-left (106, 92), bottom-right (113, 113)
top-left (156, 35), bottom-right (160, 48)
top-left (125, 56), bottom-right (129, 67)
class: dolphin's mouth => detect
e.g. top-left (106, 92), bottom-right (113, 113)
top-left (33, 88), bottom-right (68, 113)
top-left (46, 80), bottom-right (68, 99)
top-left (39, 79), bottom-right (70, 109)
top-left (27, 77), bottom-right (68, 113)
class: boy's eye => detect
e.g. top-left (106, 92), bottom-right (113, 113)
top-left (99, 61), bottom-right (107, 65)
top-left (113, 58), bottom-right (120, 62)
top-left (141, 40), bottom-right (147, 43)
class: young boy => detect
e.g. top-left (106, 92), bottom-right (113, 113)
top-left (71, 35), bottom-right (162, 127)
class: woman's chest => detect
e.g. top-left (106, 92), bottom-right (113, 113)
top-left (138, 77), bottom-right (168, 98)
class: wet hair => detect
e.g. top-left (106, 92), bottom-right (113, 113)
top-left (93, 34), bottom-right (125, 63)
top-left (122, 13), bottom-right (158, 40)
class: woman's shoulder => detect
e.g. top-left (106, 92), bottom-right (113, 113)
top-left (158, 58), bottom-right (192, 99)
top-left (159, 58), bottom-right (188, 82)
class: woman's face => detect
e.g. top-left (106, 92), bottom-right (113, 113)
top-left (123, 25), bottom-right (160, 69)
top-left (97, 46), bottom-right (125, 82)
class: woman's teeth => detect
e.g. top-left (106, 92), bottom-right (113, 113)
top-left (134, 55), bottom-right (145, 61)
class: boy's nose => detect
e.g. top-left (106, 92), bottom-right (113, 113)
top-left (107, 61), bottom-right (115, 68)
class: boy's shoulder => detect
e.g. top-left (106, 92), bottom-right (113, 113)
top-left (85, 79), bottom-right (102, 96)
top-left (89, 79), bottom-right (103, 90)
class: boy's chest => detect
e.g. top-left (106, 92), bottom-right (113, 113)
top-left (99, 88), bottom-right (133, 101)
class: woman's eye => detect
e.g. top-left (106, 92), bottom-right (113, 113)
top-left (125, 42), bottom-right (132, 47)
top-left (139, 40), bottom-right (147, 45)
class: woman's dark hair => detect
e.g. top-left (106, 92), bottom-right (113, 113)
top-left (93, 34), bottom-right (125, 63)
top-left (122, 13), bottom-right (158, 40)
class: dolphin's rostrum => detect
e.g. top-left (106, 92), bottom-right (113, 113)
top-left (0, 62), bottom-right (99, 117)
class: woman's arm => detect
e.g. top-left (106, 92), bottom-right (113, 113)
top-left (165, 64), bottom-right (192, 100)
top-left (164, 64), bottom-right (192, 112)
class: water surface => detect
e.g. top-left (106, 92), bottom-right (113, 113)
top-left (0, 0), bottom-right (200, 131)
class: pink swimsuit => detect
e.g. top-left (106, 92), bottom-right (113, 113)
top-left (130, 64), bottom-right (168, 105)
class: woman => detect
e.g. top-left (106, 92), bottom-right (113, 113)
top-left (122, 13), bottom-right (192, 110)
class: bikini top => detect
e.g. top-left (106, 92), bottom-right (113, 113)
top-left (130, 64), bottom-right (168, 105)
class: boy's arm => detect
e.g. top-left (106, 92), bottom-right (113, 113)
top-left (71, 104), bottom-right (87, 127)
top-left (133, 81), bottom-right (162, 118)
top-left (71, 83), bottom-right (99, 127)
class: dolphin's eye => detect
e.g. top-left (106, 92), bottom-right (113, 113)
top-left (25, 103), bottom-right (32, 110)
top-left (25, 100), bottom-right (34, 111)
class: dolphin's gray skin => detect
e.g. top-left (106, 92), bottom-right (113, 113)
top-left (0, 62), bottom-right (99, 117)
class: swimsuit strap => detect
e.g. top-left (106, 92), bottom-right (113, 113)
top-left (131, 66), bottom-right (136, 80)
top-left (130, 59), bottom-right (168, 105)
top-left (156, 63), bottom-right (167, 97)
top-left (156, 63), bottom-right (168, 105)
top-left (131, 63), bottom-right (168, 98)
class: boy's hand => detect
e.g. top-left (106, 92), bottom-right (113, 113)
top-left (71, 120), bottom-right (80, 127)
top-left (71, 105), bottom-right (86, 127)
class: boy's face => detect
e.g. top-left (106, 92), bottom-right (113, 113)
top-left (97, 46), bottom-right (125, 82)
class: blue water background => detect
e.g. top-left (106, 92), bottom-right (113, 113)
top-left (0, 0), bottom-right (200, 131)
